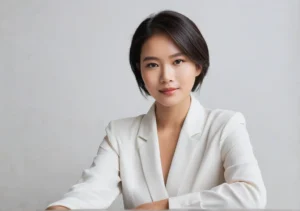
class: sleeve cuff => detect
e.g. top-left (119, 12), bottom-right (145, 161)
top-left (46, 198), bottom-right (81, 210)
top-left (168, 192), bottom-right (201, 209)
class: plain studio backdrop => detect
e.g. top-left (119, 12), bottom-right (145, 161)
top-left (0, 0), bottom-right (299, 210)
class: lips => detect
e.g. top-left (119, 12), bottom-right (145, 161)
top-left (159, 87), bottom-right (179, 96)
top-left (159, 88), bottom-right (178, 92)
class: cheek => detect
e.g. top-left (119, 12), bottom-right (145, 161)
top-left (141, 71), bottom-right (157, 89)
top-left (176, 67), bottom-right (197, 85)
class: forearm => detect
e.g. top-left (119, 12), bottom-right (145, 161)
top-left (168, 181), bottom-right (266, 209)
top-left (46, 205), bottom-right (70, 210)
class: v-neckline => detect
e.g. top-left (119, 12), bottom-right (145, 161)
top-left (157, 127), bottom-right (182, 187)
top-left (137, 94), bottom-right (207, 200)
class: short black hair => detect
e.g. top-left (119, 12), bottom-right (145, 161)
top-left (129, 10), bottom-right (210, 97)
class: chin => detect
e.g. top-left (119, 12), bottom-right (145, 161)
top-left (154, 96), bottom-right (183, 108)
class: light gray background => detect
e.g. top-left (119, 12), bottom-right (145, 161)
top-left (0, 0), bottom-right (299, 210)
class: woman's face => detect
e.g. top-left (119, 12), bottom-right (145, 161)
top-left (140, 33), bottom-right (201, 107)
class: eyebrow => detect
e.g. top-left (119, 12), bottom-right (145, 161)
top-left (142, 52), bottom-right (185, 62)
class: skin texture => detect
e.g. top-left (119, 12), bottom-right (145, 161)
top-left (140, 33), bottom-right (201, 111)
top-left (46, 205), bottom-right (69, 210)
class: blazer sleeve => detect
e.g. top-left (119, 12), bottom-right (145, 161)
top-left (46, 122), bottom-right (121, 209)
top-left (168, 112), bottom-right (267, 209)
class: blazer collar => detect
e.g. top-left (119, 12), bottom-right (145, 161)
top-left (137, 94), bottom-right (207, 201)
top-left (138, 94), bottom-right (206, 141)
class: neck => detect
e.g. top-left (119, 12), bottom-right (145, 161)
top-left (155, 95), bottom-right (191, 130)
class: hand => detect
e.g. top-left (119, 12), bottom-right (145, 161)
top-left (134, 199), bottom-right (168, 210)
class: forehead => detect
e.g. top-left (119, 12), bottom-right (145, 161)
top-left (140, 33), bottom-right (182, 58)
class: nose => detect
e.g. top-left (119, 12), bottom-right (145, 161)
top-left (160, 64), bottom-right (174, 83)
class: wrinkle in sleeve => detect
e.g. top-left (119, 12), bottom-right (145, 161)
top-left (47, 124), bottom-right (121, 210)
top-left (169, 112), bottom-right (267, 209)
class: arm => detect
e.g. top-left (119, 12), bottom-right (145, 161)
top-left (168, 112), bottom-right (267, 209)
top-left (46, 125), bottom-right (121, 210)
top-left (46, 205), bottom-right (70, 210)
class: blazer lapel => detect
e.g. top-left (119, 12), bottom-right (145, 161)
top-left (165, 94), bottom-right (207, 197)
top-left (137, 103), bottom-right (169, 202)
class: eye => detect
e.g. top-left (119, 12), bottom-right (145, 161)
top-left (145, 63), bottom-right (159, 68)
top-left (174, 59), bottom-right (184, 65)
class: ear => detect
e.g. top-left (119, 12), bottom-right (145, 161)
top-left (195, 64), bottom-right (202, 76)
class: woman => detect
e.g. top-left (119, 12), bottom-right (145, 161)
top-left (46, 10), bottom-right (266, 210)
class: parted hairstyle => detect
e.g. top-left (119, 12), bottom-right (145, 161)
top-left (129, 10), bottom-right (210, 97)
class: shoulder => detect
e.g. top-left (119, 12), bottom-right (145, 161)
top-left (105, 114), bottom-right (145, 139)
top-left (204, 107), bottom-right (247, 141)
top-left (101, 114), bottom-right (145, 155)
top-left (206, 108), bottom-right (246, 126)
top-left (203, 107), bottom-right (255, 163)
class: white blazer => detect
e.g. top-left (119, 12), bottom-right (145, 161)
top-left (47, 94), bottom-right (266, 209)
